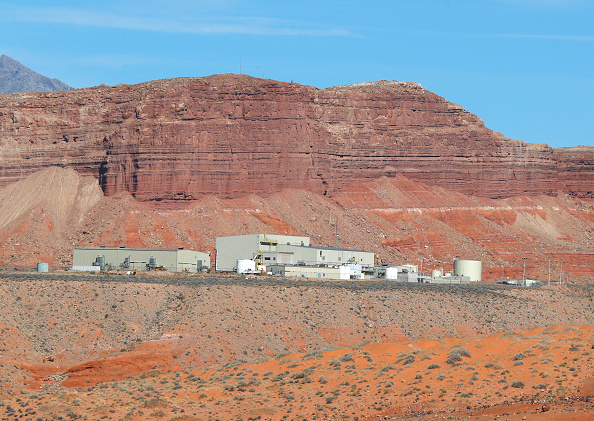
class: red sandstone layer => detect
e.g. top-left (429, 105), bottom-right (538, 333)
top-left (1, 74), bottom-right (592, 202)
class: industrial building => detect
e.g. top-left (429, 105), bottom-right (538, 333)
top-left (72, 247), bottom-right (211, 273)
top-left (215, 234), bottom-right (310, 272)
top-left (215, 234), bottom-right (375, 275)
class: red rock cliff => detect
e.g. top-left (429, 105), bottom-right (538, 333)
top-left (0, 74), bottom-right (591, 202)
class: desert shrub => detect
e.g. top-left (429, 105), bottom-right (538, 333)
top-left (484, 363), bottom-right (502, 369)
top-left (248, 378), bottom-right (262, 386)
top-left (513, 361), bottom-right (524, 366)
top-left (512, 352), bottom-right (524, 361)
top-left (380, 364), bottom-right (395, 372)
top-left (291, 371), bottom-right (308, 380)
top-left (339, 353), bottom-right (354, 362)
top-left (437, 374), bottom-right (446, 381)
top-left (511, 381), bottom-right (525, 388)
top-left (446, 347), bottom-right (471, 365)
top-left (304, 350), bottom-right (323, 360)
top-left (319, 375), bottom-right (328, 384)
top-left (402, 354), bottom-right (415, 365)
top-left (532, 383), bottom-right (549, 389)
top-left (427, 364), bottom-right (440, 370)
top-left (329, 359), bottom-right (342, 368)
top-left (271, 371), bottom-right (289, 382)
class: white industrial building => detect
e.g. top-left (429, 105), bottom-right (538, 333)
top-left (72, 247), bottom-right (211, 273)
top-left (215, 234), bottom-right (375, 276)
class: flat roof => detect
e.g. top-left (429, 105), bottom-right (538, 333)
top-left (74, 247), bottom-right (208, 253)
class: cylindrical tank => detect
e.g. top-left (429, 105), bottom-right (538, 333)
top-left (339, 265), bottom-right (350, 280)
top-left (453, 260), bottom-right (482, 282)
top-left (431, 269), bottom-right (442, 278)
top-left (237, 259), bottom-right (256, 274)
top-left (385, 267), bottom-right (399, 280)
top-left (37, 262), bottom-right (49, 273)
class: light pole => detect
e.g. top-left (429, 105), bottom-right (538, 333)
top-left (522, 257), bottom-right (527, 283)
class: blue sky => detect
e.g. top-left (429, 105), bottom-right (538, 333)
top-left (1, 0), bottom-right (592, 147)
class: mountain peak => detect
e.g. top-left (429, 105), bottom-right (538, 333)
top-left (0, 54), bottom-right (72, 94)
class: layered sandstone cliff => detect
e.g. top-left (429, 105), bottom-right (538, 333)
top-left (0, 74), bottom-right (591, 203)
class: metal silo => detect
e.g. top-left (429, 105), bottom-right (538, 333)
top-left (453, 260), bottom-right (482, 282)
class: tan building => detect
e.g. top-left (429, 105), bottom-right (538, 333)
top-left (72, 247), bottom-right (210, 272)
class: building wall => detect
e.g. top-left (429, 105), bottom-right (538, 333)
top-left (277, 245), bottom-right (374, 267)
top-left (73, 248), bottom-right (210, 272)
top-left (269, 265), bottom-right (341, 280)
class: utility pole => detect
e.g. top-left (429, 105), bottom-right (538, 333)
top-left (522, 257), bottom-right (527, 283)
top-left (420, 251), bottom-right (424, 276)
top-left (328, 214), bottom-right (331, 247)
top-left (335, 214), bottom-right (338, 249)
top-left (548, 257), bottom-right (551, 286)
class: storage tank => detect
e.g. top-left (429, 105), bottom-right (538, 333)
top-left (385, 266), bottom-right (399, 280)
top-left (453, 260), bottom-right (482, 282)
top-left (37, 262), bottom-right (49, 273)
top-left (431, 269), bottom-right (442, 278)
top-left (237, 259), bottom-right (256, 274)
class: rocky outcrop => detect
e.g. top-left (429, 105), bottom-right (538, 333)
top-left (0, 74), bottom-right (591, 203)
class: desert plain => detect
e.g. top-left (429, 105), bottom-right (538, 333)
top-left (0, 273), bottom-right (594, 420)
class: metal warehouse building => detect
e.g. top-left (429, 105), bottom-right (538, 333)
top-left (72, 247), bottom-right (211, 272)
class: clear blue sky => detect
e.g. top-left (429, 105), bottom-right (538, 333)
top-left (1, 0), bottom-right (592, 147)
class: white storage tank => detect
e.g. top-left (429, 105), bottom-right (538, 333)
top-left (385, 266), bottom-right (399, 280)
top-left (237, 259), bottom-right (256, 274)
top-left (453, 259), bottom-right (482, 282)
top-left (431, 269), bottom-right (442, 278)
top-left (37, 262), bottom-right (49, 272)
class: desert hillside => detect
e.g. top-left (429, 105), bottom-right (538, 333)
top-left (0, 167), bottom-right (593, 278)
top-left (0, 274), bottom-right (594, 419)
